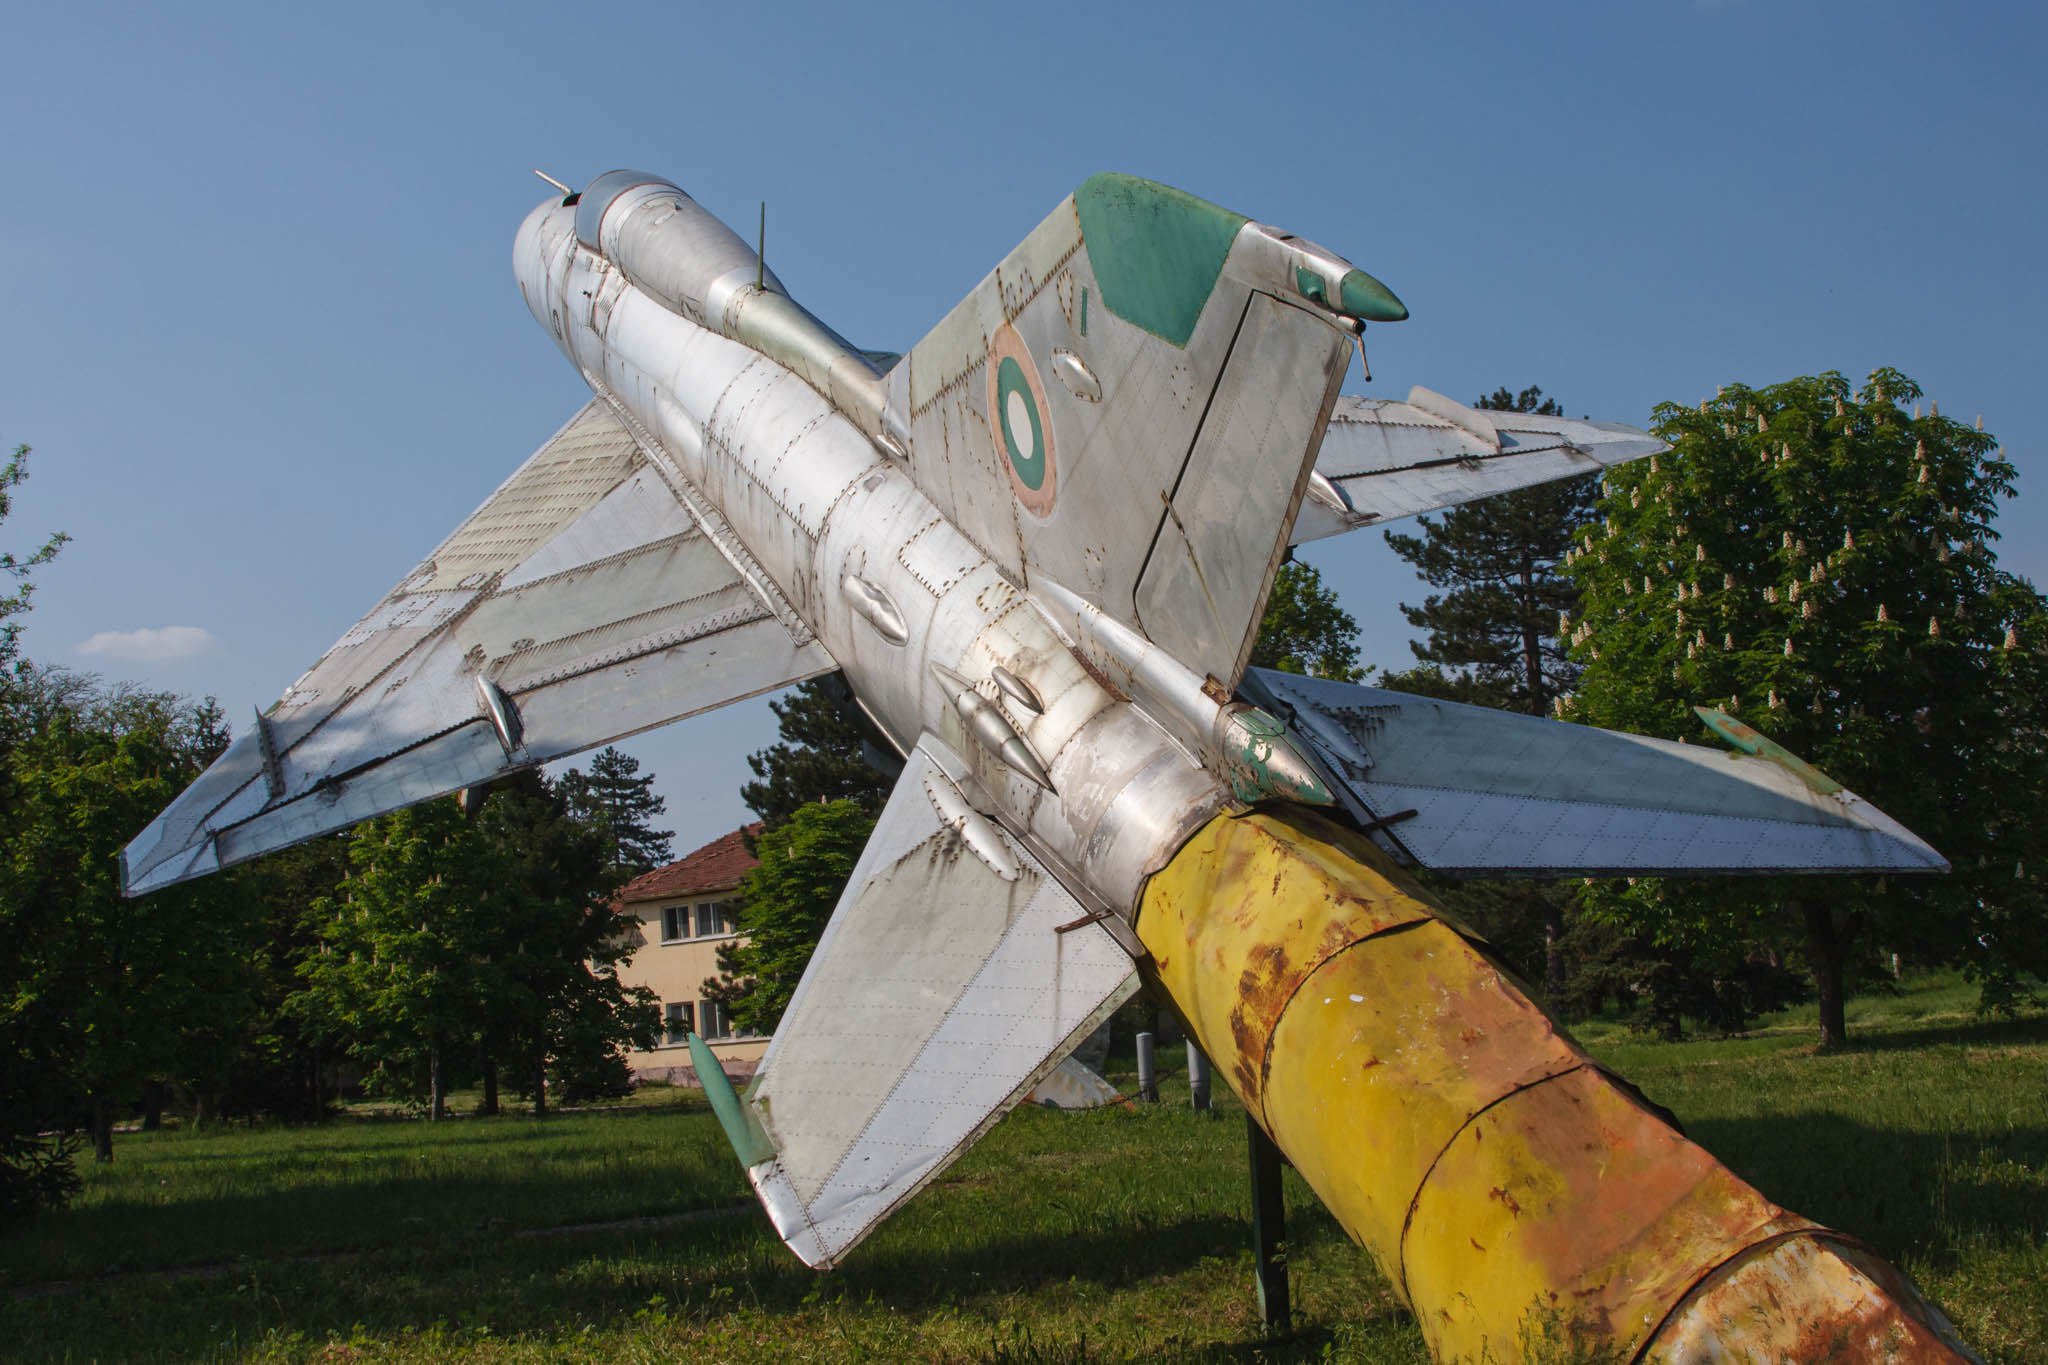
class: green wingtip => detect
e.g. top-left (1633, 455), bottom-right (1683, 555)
top-left (1693, 706), bottom-right (1843, 795)
top-left (689, 1032), bottom-right (775, 1169)
top-left (1339, 268), bottom-right (1408, 322)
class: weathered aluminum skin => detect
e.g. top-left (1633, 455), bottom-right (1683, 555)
top-left (1291, 391), bottom-right (1666, 543)
top-left (515, 187), bottom-right (1281, 916)
top-left (120, 400), bottom-right (835, 894)
top-left (1244, 668), bottom-right (1947, 875)
top-left (122, 167), bottom-right (1979, 1357)
top-left (1138, 807), bottom-right (1976, 1363)
top-left (741, 740), bottom-right (1136, 1268)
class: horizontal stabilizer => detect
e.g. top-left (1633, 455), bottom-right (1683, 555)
top-left (1291, 388), bottom-right (1665, 543)
top-left (123, 400), bottom-right (833, 895)
top-left (740, 739), bottom-right (1136, 1267)
top-left (1242, 669), bottom-right (1945, 876)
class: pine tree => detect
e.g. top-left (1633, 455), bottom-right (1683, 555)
top-left (1382, 387), bottom-right (1592, 714)
top-left (1567, 368), bottom-right (2048, 1045)
top-left (741, 675), bottom-right (895, 829)
top-left (557, 746), bottom-right (673, 879)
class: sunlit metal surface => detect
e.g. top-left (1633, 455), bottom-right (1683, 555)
top-left (123, 167), bottom-right (1974, 1358)
top-left (1245, 668), bottom-right (1946, 875)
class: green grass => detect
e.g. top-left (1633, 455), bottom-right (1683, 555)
top-left (4, 973), bottom-right (2042, 1363)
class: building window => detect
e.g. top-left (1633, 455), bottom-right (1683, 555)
top-left (664, 1001), bottom-right (695, 1045)
top-left (694, 899), bottom-right (735, 938)
top-left (660, 905), bottom-right (688, 943)
top-left (699, 998), bottom-right (731, 1040)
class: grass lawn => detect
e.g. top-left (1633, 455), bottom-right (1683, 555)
top-left (4, 971), bottom-right (2042, 1363)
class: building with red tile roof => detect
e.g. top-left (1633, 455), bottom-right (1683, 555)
top-left (614, 824), bottom-right (768, 1085)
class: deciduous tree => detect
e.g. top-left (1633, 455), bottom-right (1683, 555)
top-left (294, 772), bottom-right (656, 1118)
top-left (0, 667), bottom-right (248, 1165)
top-left (0, 443), bottom-right (67, 683)
top-left (1249, 561), bottom-right (1364, 681)
top-left (1566, 369), bottom-right (2048, 1045)
top-left (469, 771), bottom-right (655, 1113)
top-left (294, 799), bottom-right (490, 1119)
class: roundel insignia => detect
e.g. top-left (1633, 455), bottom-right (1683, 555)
top-left (986, 324), bottom-right (1057, 517)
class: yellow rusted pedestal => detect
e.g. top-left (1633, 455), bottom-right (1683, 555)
top-left (1137, 807), bottom-right (1980, 1363)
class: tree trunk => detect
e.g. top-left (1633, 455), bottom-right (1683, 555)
top-left (88, 1098), bottom-right (114, 1164)
top-left (1804, 899), bottom-right (1853, 1049)
top-left (140, 1081), bottom-right (166, 1132)
top-left (195, 1091), bottom-right (218, 1130)
top-left (480, 1056), bottom-right (499, 1117)
top-left (428, 1032), bottom-right (446, 1121)
top-left (1540, 893), bottom-right (1567, 1002)
top-left (1519, 555), bottom-right (1545, 715)
top-left (532, 1047), bottom-right (548, 1118)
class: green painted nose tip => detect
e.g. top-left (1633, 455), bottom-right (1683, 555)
top-left (1339, 268), bottom-right (1408, 322)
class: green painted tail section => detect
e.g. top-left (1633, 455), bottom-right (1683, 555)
top-left (1073, 174), bottom-right (1248, 348)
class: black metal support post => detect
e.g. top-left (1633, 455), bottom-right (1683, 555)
top-left (1247, 1114), bottom-right (1290, 1333)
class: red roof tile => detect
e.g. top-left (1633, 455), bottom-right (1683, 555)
top-left (615, 824), bottom-right (761, 903)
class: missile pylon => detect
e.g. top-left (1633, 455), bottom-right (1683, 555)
top-left (1139, 807), bottom-right (1981, 1362)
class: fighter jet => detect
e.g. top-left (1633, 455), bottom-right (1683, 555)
top-left (124, 172), bottom-right (1973, 1360)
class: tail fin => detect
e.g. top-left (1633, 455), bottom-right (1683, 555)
top-left (885, 175), bottom-right (1399, 688)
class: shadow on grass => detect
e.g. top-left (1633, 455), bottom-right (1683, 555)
top-left (1, 1150), bottom-right (747, 1286)
top-left (1685, 1111), bottom-right (2048, 1269)
top-left (1823, 1013), bottom-right (2048, 1055)
top-left (4, 1199), bottom-right (1390, 1363)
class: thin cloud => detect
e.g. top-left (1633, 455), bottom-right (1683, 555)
top-left (76, 625), bottom-right (219, 662)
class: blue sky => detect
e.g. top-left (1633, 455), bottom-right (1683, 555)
top-left (5, 1), bottom-right (2043, 858)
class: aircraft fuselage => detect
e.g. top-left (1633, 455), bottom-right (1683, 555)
top-left (514, 178), bottom-right (1231, 918)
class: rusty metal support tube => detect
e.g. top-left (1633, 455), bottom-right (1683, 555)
top-left (1136, 807), bottom-right (1979, 1362)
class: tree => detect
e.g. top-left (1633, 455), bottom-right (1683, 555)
top-left (469, 770), bottom-right (655, 1113)
top-left (294, 799), bottom-right (490, 1119)
top-left (1566, 369), bottom-right (2048, 1046)
top-left (0, 444), bottom-right (67, 681)
top-left (741, 675), bottom-right (895, 828)
top-left (558, 746), bottom-right (674, 879)
top-left (1382, 387), bottom-right (1592, 715)
top-left (0, 668), bottom-right (249, 1166)
top-left (1249, 561), bottom-right (1364, 681)
top-left (214, 835), bottom-right (351, 1123)
top-left (707, 799), bottom-right (875, 1035)
top-left (293, 773), bottom-right (656, 1118)
top-left (0, 447), bottom-right (73, 1220)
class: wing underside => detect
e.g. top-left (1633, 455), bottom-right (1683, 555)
top-left (739, 739), bottom-right (1136, 1267)
top-left (123, 400), bottom-right (835, 895)
top-left (1242, 668), bottom-right (1946, 876)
